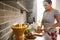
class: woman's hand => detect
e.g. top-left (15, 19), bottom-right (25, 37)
top-left (44, 27), bottom-right (51, 32)
top-left (35, 26), bottom-right (42, 33)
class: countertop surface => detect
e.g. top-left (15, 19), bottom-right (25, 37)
top-left (35, 34), bottom-right (60, 40)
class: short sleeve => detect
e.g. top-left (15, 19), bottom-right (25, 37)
top-left (54, 10), bottom-right (60, 17)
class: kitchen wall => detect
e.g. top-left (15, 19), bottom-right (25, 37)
top-left (27, 0), bottom-right (37, 24)
top-left (56, 0), bottom-right (60, 12)
top-left (0, 1), bottom-right (27, 40)
top-left (32, 0), bottom-right (37, 20)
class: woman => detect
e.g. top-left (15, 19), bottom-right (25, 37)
top-left (41, 0), bottom-right (60, 40)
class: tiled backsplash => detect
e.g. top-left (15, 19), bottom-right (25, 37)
top-left (0, 2), bottom-right (26, 40)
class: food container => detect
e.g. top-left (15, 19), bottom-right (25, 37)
top-left (11, 24), bottom-right (27, 40)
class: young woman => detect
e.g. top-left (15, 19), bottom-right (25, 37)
top-left (41, 0), bottom-right (60, 40)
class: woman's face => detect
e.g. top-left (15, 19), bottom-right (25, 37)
top-left (43, 2), bottom-right (52, 11)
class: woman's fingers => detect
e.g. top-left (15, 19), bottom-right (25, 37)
top-left (44, 27), bottom-right (51, 32)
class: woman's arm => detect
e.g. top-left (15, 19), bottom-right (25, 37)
top-left (45, 14), bottom-right (60, 31)
top-left (50, 14), bottom-right (60, 28)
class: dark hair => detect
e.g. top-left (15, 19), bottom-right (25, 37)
top-left (43, 0), bottom-right (52, 4)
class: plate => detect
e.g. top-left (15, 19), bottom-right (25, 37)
top-left (31, 32), bottom-right (43, 36)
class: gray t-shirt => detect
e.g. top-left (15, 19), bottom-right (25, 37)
top-left (43, 9), bottom-right (60, 33)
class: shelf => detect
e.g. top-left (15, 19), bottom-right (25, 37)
top-left (0, 17), bottom-right (20, 25)
top-left (0, 1), bottom-right (29, 12)
top-left (0, 26), bottom-right (11, 32)
top-left (0, 30), bottom-right (12, 40)
top-left (0, 2), bottom-right (19, 10)
top-left (17, 2), bottom-right (29, 12)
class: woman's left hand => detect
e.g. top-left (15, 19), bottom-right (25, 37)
top-left (44, 27), bottom-right (51, 32)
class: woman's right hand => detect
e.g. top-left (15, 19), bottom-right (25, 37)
top-left (44, 27), bottom-right (51, 32)
top-left (35, 26), bottom-right (42, 33)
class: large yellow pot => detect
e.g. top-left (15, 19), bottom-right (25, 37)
top-left (11, 24), bottom-right (27, 40)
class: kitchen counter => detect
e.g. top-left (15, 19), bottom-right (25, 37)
top-left (13, 34), bottom-right (60, 40)
top-left (35, 36), bottom-right (44, 40)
